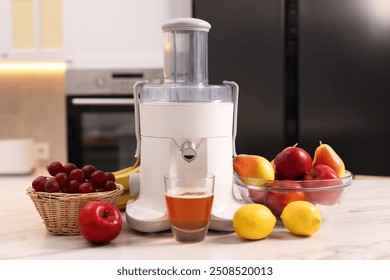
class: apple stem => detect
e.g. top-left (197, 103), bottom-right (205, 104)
top-left (102, 209), bottom-right (110, 219)
top-left (293, 143), bottom-right (298, 147)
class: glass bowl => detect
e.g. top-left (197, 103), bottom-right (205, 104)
top-left (234, 170), bottom-right (353, 221)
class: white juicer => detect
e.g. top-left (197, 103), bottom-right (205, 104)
top-left (126, 18), bottom-right (242, 232)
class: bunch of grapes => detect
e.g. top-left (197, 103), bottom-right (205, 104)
top-left (32, 161), bottom-right (117, 193)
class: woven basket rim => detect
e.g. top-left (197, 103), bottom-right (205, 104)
top-left (27, 183), bottom-right (124, 199)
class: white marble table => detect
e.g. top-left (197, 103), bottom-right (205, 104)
top-left (1, 171), bottom-right (389, 260)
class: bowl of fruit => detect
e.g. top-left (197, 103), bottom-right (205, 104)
top-left (233, 142), bottom-right (353, 220)
top-left (27, 161), bottom-right (124, 235)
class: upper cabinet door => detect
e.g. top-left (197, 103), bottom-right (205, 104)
top-left (63, 0), bottom-right (192, 69)
top-left (0, 0), bottom-right (64, 60)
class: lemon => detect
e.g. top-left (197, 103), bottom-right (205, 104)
top-left (280, 201), bottom-right (322, 236)
top-left (232, 204), bottom-right (276, 240)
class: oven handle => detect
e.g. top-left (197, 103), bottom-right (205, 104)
top-left (71, 98), bottom-right (134, 106)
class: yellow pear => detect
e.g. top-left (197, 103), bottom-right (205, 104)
top-left (312, 141), bottom-right (345, 178)
top-left (233, 154), bottom-right (275, 185)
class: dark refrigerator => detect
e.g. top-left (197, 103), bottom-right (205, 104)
top-left (194, 0), bottom-right (390, 176)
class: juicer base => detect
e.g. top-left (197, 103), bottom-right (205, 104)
top-left (126, 213), bottom-right (171, 233)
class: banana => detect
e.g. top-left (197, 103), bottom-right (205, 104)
top-left (116, 192), bottom-right (137, 210)
top-left (113, 157), bottom-right (140, 178)
top-left (114, 165), bottom-right (140, 190)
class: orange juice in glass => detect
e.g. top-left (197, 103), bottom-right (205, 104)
top-left (164, 173), bottom-right (215, 242)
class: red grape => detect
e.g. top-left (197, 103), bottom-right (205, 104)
top-left (66, 180), bottom-right (80, 193)
top-left (90, 170), bottom-right (107, 188)
top-left (78, 182), bottom-right (95, 193)
top-left (47, 161), bottom-right (63, 176)
top-left (54, 172), bottom-right (69, 190)
top-left (63, 163), bottom-right (78, 175)
top-left (69, 168), bottom-right (85, 183)
top-left (103, 181), bottom-right (117, 191)
top-left (32, 176), bottom-right (46, 192)
top-left (82, 165), bottom-right (97, 180)
top-left (34, 160), bottom-right (118, 193)
top-left (105, 172), bottom-right (115, 182)
top-left (44, 178), bottom-right (60, 193)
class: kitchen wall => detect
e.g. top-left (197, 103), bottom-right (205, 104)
top-left (0, 63), bottom-right (67, 166)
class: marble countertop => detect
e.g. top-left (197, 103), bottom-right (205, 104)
top-left (1, 171), bottom-right (390, 260)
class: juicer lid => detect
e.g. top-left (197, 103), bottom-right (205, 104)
top-left (162, 17), bottom-right (211, 32)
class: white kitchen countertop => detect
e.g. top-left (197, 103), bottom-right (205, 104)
top-left (1, 171), bottom-right (390, 260)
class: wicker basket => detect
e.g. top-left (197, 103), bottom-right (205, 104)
top-left (27, 184), bottom-right (124, 235)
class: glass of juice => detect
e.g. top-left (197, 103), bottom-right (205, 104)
top-left (164, 173), bottom-right (215, 242)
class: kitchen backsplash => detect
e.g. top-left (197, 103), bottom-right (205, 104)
top-left (0, 63), bottom-right (67, 166)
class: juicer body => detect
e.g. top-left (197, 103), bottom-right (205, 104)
top-left (126, 82), bottom-right (241, 232)
top-left (126, 17), bottom-right (241, 233)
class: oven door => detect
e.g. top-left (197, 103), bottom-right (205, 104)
top-left (67, 95), bottom-right (136, 172)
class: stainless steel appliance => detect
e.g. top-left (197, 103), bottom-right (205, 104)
top-left (66, 69), bottom-right (163, 171)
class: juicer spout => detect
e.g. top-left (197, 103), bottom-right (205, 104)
top-left (181, 141), bottom-right (197, 162)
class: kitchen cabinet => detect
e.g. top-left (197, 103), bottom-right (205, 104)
top-left (63, 0), bottom-right (192, 69)
top-left (0, 0), bottom-right (64, 60)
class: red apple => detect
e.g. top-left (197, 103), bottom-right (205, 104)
top-left (77, 201), bottom-right (122, 243)
top-left (303, 164), bottom-right (344, 205)
top-left (248, 188), bottom-right (267, 204)
top-left (274, 146), bottom-right (312, 180)
top-left (265, 181), bottom-right (307, 218)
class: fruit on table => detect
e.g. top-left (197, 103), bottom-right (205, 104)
top-left (233, 154), bottom-right (275, 185)
top-left (232, 204), bottom-right (276, 240)
top-left (265, 181), bottom-right (307, 218)
top-left (280, 201), bottom-right (322, 236)
top-left (113, 165), bottom-right (140, 190)
top-left (78, 182), bottom-right (95, 193)
top-left (90, 170), bottom-right (107, 188)
top-left (274, 146), bottom-right (312, 180)
top-left (104, 181), bottom-right (117, 191)
top-left (312, 141), bottom-right (345, 178)
top-left (82, 165), bottom-right (97, 180)
top-left (31, 161), bottom-right (118, 194)
top-left (44, 178), bottom-right (61, 193)
top-left (54, 173), bottom-right (69, 189)
top-left (112, 157), bottom-right (140, 190)
top-left (115, 192), bottom-right (138, 210)
top-left (69, 168), bottom-right (85, 183)
top-left (63, 162), bottom-right (78, 175)
top-left (233, 154), bottom-right (274, 204)
top-left (303, 164), bottom-right (344, 205)
top-left (66, 180), bottom-right (81, 193)
top-left (31, 176), bottom-right (46, 192)
top-left (47, 161), bottom-right (63, 176)
top-left (77, 201), bottom-right (122, 244)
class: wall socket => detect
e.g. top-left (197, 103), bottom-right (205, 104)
top-left (35, 142), bottom-right (50, 161)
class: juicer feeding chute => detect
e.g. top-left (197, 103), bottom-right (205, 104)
top-left (126, 18), bottom-right (241, 233)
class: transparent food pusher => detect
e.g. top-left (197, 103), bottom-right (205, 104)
top-left (126, 18), bottom-right (241, 232)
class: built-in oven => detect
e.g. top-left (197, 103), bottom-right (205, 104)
top-left (66, 69), bottom-right (163, 172)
